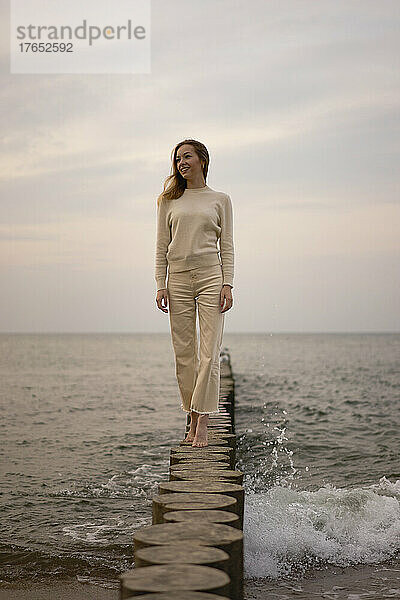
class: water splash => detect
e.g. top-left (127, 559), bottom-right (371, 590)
top-left (244, 477), bottom-right (400, 579)
top-left (237, 403), bottom-right (300, 493)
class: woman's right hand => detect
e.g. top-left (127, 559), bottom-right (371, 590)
top-left (156, 289), bottom-right (169, 313)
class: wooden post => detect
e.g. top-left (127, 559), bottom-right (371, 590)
top-left (119, 350), bottom-right (244, 600)
top-left (170, 468), bottom-right (244, 485)
top-left (132, 521), bottom-right (243, 600)
top-left (135, 543), bottom-right (230, 573)
top-left (152, 492), bottom-right (237, 525)
top-left (119, 564), bottom-right (231, 598)
top-left (158, 481), bottom-right (244, 530)
top-left (164, 508), bottom-right (241, 529)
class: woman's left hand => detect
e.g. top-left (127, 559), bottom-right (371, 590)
top-left (220, 285), bottom-right (233, 313)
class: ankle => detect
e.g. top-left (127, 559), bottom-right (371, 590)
top-left (189, 414), bottom-right (198, 428)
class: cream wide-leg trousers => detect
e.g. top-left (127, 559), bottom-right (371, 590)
top-left (166, 262), bottom-right (225, 414)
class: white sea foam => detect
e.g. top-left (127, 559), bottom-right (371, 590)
top-left (62, 515), bottom-right (149, 544)
top-left (244, 476), bottom-right (400, 579)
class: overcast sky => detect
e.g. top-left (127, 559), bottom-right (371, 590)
top-left (1, 0), bottom-right (399, 333)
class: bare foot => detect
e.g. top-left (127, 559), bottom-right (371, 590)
top-left (192, 414), bottom-right (209, 447)
top-left (184, 411), bottom-right (199, 442)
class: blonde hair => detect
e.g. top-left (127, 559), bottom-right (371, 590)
top-left (157, 139), bottom-right (210, 207)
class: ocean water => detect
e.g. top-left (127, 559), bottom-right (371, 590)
top-left (0, 333), bottom-right (399, 596)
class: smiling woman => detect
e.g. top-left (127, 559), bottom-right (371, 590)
top-left (154, 139), bottom-right (235, 447)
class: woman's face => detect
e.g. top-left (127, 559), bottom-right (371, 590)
top-left (176, 144), bottom-right (203, 179)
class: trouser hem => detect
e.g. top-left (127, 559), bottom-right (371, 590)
top-left (181, 404), bottom-right (220, 415)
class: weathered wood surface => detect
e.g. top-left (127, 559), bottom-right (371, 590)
top-left (132, 521), bottom-right (243, 600)
top-left (120, 564), bottom-right (231, 598)
top-left (135, 543), bottom-right (230, 572)
top-left (170, 461), bottom-right (230, 471)
top-left (119, 349), bottom-right (244, 600)
top-left (163, 508), bottom-right (241, 529)
top-left (123, 591), bottom-right (230, 599)
top-left (169, 468), bottom-right (244, 485)
top-left (152, 492), bottom-right (238, 525)
top-left (158, 481), bottom-right (244, 529)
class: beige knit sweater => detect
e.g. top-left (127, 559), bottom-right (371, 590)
top-left (155, 184), bottom-right (234, 291)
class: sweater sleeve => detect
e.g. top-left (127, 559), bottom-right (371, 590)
top-left (154, 199), bottom-right (171, 291)
top-left (220, 194), bottom-right (234, 288)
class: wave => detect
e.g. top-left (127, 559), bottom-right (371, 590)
top-left (244, 476), bottom-right (400, 579)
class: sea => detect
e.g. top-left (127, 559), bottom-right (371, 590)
top-left (0, 333), bottom-right (399, 599)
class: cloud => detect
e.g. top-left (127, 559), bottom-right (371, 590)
top-left (0, 0), bottom-right (398, 330)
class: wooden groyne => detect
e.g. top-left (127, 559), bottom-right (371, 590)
top-left (119, 348), bottom-right (244, 599)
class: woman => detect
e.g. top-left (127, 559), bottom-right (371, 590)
top-left (155, 139), bottom-right (234, 448)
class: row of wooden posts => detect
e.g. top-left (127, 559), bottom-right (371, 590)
top-left (118, 349), bottom-right (245, 599)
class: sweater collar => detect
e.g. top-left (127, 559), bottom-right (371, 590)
top-left (183, 184), bottom-right (210, 193)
